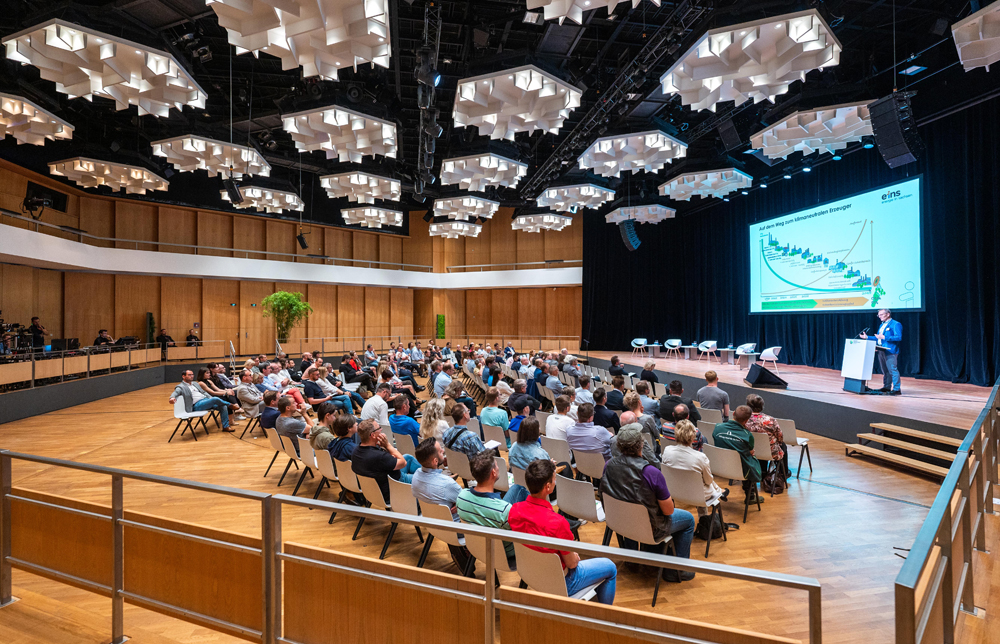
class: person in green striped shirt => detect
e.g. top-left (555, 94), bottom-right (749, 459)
top-left (456, 450), bottom-right (520, 569)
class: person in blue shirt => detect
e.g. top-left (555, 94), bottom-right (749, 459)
top-left (388, 396), bottom-right (421, 447)
top-left (328, 414), bottom-right (361, 462)
top-left (861, 308), bottom-right (903, 394)
top-left (434, 363), bottom-right (455, 398)
top-left (259, 391), bottom-right (280, 430)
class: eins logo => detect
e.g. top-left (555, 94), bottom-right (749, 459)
top-left (882, 190), bottom-right (901, 200)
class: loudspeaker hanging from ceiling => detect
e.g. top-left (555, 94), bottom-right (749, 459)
top-left (619, 219), bottom-right (641, 251)
top-left (869, 91), bottom-right (924, 168)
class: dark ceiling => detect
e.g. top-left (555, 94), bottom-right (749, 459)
top-left (1, 0), bottom-right (997, 229)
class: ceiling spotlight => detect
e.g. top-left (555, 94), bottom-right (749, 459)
top-left (723, 197), bottom-right (730, 202)
top-left (802, 166), bottom-right (812, 172)
top-left (832, 154), bottom-right (842, 161)
top-left (783, 173), bottom-right (792, 179)
top-left (425, 121), bottom-right (444, 138)
top-left (417, 84), bottom-right (433, 109)
top-left (741, 190), bottom-right (749, 195)
top-left (523, 11), bottom-right (542, 24)
top-left (760, 182), bottom-right (767, 188)
top-left (415, 48), bottom-right (441, 87)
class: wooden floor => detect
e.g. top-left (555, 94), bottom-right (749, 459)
top-left (591, 351), bottom-right (990, 430)
top-left (0, 380), bottom-right (991, 644)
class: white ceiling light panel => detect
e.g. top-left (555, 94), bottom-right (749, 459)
top-left (2, 20), bottom-right (207, 117)
top-left (429, 221), bottom-right (483, 238)
top-left (320, 171), bottom-right (400, 203)
top-left (526, 0), bottom-right (659, 26)
top-left (433, 195), bottom-right (500, 221)
top-left (439, 153), bottom-right (528, 191)
top-left (342, 205), bottom-right (402, 228)
top-left (952, 0), bottom-right (1000, 72)
top-left (512, 213), bottom-right (573, 233)
top-left (220, 186), bottom-right (304, 213)
top-left (658, 168), bottom-right (753, 201)
top-left (578, 130), bottom-right (687, 178)
top-left (536, 183), bottom-right (615, 213)
top-left (660, 9), bottom-right (841, 112)
top-left (206, 0), bottom-right (390, 80)
top-left (750, 101), bottom-right (873, 159)
top-left (604, 204), bottom-right (676, 224)
top-left (282, 105), bottom-right (397, 162)
top-left (48, 157), bottom-right (168, 194)
top-left (0, 93), bottom-right (74, 146)
top-left (453, 65), bottom-right (582, 141)
top-left (151, 134), bottom-right (271, 179)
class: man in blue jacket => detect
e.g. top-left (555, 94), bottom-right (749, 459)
top-left (861, 308), bottom-right (902, 395)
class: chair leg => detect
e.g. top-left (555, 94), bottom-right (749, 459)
top-left (168, 419), bottom-right (183, 443)
top-left (705, 505), bottom-right (717, 558)
top-left (379, 522), bottom-right (399, 560)
top-left (755, 482), bottom-right (762, 512)
top-left (718, 505), bottom-right (727, 542)
top-left (312, 477), bottom-right (328, 499)
top-left (352, 515), bottom-right (367, 540)
top-left (416, 535), bottom-right (434, 567)
top-left (187, 419), bottom-right (198, 441)
top-left (263, 451), bottom-right (279, 477)
top-left (277, 459), bottom-right (294, 486)
top-left (767, 462), bottom-right (776, 498)
top-left (601, 526), bottom-right (613, 547)
top-left (652, 542), bottom-right (668, 607)
top-left (462, 553), bottom-right (477, 577)
top-left (797, 447), bottom-right (807, 480)
top-left (415, 526), bottom-right (424, 543)
top-left (743, 492), bottom-right (750, 523)
top-left (804, 444), bottom-right (813, 473)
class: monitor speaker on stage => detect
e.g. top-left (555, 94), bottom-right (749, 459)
top-left (743, 364), bottom-right (788, 389)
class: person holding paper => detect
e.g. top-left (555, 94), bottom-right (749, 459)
top-left (860, 308), bottom-right (902, 395)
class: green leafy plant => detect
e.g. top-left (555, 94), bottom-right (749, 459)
top-left (261, 291), bottom-right (313, 343)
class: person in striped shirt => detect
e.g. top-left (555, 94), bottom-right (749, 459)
top-left (456, 450), bottom-right (520, 570)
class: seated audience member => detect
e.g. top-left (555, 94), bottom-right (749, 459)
top-left (259, 391), bottom-right (280, 430)
top-left (659, 380), bottom-right (701, 426)
top-left (495, 376), bottom-right (514, 406)
top-left (339, 354), bottom-right (375, 391)
top-left (661, 404), bottom-right (706, 451)
top-left (566, 403), bottom-right (611, 460)
top-left (298, 352), bottom-right (314, 374)
top-left (364, 344), bottom-right (378, 366)
top-left (600, 426), bottom-right (695, 580)
top-left (506, 416), bottom-right (549, 505)
top-left (328, 414), bottom-right (360, 461)
top-left (640, 361), bottom-right (659, 384)
top-left (253, 373), bottom-right (269, 394)
top-left (351, 419), bottom-right (421, 502)
top-left (361, 383), bottom-right (396, 427)
top-left (302, 366), bottom-right (336, 412)
top-left (236, 369), bottom-right (264, 418)
top-left (480, 387), bottom-right (510, 432)
top-left (456, 451), bottom-right (522, 570)
top-left (308, 402), bottom-right (340, 453)
top-left (155, 329), bottom-right (176, 352)
top-left (419, 398), bottom-right (450, 441)
top-left (623, 391), bottom-right (662, 448)
top-left (324, 364), bottom-right (365, 411)
top-left (434, 362), bottom-right (456, 398)
top-left (442, 380), bottom-right (478, 418)
top-left (275, 395), bottom-right (314, 451)
top-left (745, 394), bottom-right (789, 477)
top-left (608, 355), bottom-right (625, 377)
top-left (592, 388), bottom-right (621, 434)
top-left (532, 359), bottom-right (547, 387)
top-left (212, 363), bottom-right (238, 391)
top-left (575, 375), bottom-right (595, 405)
top-left (388, 396), bottom-right (421, 447)
top-left (196, 367), bottom-right (241, 417)
top-left (313, 367), bottom-right (355, 414)
top-left (563, 356), bottom-right (583, 385)
top-left (544, 395), bottom-right (576, 441)
top-left (506, 401), bottom-right (531, 444)
top-left (509, 460), bottom-right (618, 605)
top-left (611, 417), bottom-right (659, 466)
top-left (411, 438), bottom-right (474, 571)
top-left (440, 342), bottom-right (454, 361)
top-left (246, 358), bottom-right (261, 376)
top-left (93, 329), bottom-right (115, 347)
top-left (517, 355), bottom-right (532, 377)
top-left (504, 342), bottom-right (515, 359)
top-left (168, 369), bottom-right (235, 431)
top-left (661, 420), bottom-right (728, 516)
top-left (428, 360), bottom-right (444, 393)
top-left (562, 386), bottom-right (579, 420)
top-left (441, 404), bottom-right (486, 460)
top-left (697, 371), bottom-right (731, 420)
top-left (186, 330), bottom-right (200, 346)
top-left (635, 380), bottom-right (659, 419)
top-left (712, 406), bottom-right (763, 504)
top-left (381, 368), bottom-right (420, 405)
top-left (545, 365), bottom-right (563, 391)
top-left (507, 379), bottom-right (540, 416)
top-left (606, 376), bottom-right (626, 411)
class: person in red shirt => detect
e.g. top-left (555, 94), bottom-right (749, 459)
top-left (508, 460), bottom-right (617, 604)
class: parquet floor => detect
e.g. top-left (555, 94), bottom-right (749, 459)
top-left (0, 379), bottom-right (986, 644)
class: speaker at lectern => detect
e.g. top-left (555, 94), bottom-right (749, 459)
top-left (842, 338), bottom-right (876, 393)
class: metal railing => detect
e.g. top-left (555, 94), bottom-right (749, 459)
top-left (893, 376), bottom-right (999, 644)
top-left (445, 259), bottom-right (583, 272)
top-left (0, 212), bottom-right (433, 271)
top-left (0, 450), bottom-right (824, 644)
top-left (0, 342), bottom-right (163, 390)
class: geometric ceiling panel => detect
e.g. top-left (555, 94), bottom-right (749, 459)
top-left (281, 105), bottom-right (397, 162)
top-left (319, 170), bottom-right (400, 203)
top-left (952, 0), bottom-right (1000, 72)
top-left (342, 205), bottom-right (402, 228)
top-left (48, 157), bottom-right (169, 194)
top-left (536, 183), bottom-right (615, 213)
top-left (749, 101), bottom-right (873, 159)
top-left (658, 168), bottom-right (753, 201)
top-left (220, 185), bottom-right (304, 213)
top-left (0, 93), bottom-right (74, 146)
top-left (512, 213), bottom-right (573, 233)
top-left (604, 204), bottom-right (676, 224)
top-left (433, 195), bottom-right (500, 221)
top-left (206, 0), bottom-right (390, 80)
top-left (3, 19), bottom-right (208, 117)
top-left (430, 220), bottom-right (483, 238)
top-left (660, 9), bottom-right (841, 112)
top-left (151, 134), bottom-right (271, 178)
top-left (578, 130), bottom-right (687, 178)
top-left (453, 65), bottom-right (582, 141)
top-left (526, 0), bottom-right (658, 26)
top-left (439, 153), bottom-right (528, 191)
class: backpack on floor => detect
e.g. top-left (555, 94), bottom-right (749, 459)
top-left (761, 467), bottom-right (786, 495)
top-left (694, 512), bottom-right (725, 540)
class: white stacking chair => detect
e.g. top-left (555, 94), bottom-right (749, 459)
top-left (445, 446), bottom-right (475, 485)
top-left (536, 410), bottom-right (551, 432)
top-left (602, 494), bottom-right (675, 607)
top-left (482, 424), bottom-right (509, 452)
top-left (331, 458), bottom-right (364, 526)
top-left (775, 417), bottom-right (812, 479)
top-left (238, 405), bottom-right (262, 440)
top-left (417, 502), bottom-right (475, 576)
top-left (704, 444), bottom-right (760, 523)
top-left (630, 338), bottom-right (648, 358)
top-left (446, 415), bottom-right (455, 427)
top-left (760, 346), bottom-right (782, 373)
top-left (540, 436), bottom-right (573, 466)
top-left (311, 448), bottom-right (339, 500)
top-left (467, 418), bottom-right (481, 440)
top-left (356, 474), bottom-right (401, 559)
top-left (392, 432), bottom-right (417, 457)
top-left (386, 477), bottom-right (426, 545)
top-left (262, 427), bottom-right (287, 477)
top-left (293, 437), bottom-right (318, 496)
top-left (555, 475), bottom-right (605, 541)
top-left (494, 455), bottom-right (510, 492)
top-left (513, 543), bottom-right (599, 601)
top-left (573, 450), bottom-right (607, 483)
top-left (652, 382), bottom-right (666, 398)
top-left (276, 435), bottom-right (303, 487)
top-left (660, 465), bottom-right (727, 558)
top-left (699, 423), bottom-right (716, 445)
top-left (749, 431), bottom-right (781, 497)
top-left (511, 465), bottom-right (527, 488)
top-left (464, 528), bottom-right (515, 574)
top-left (699, 408), bottom-right (724, 425)
top-left (169, 398), bottom-right (209, 442)
top-left (698, 340), bottom-right (719, 363)
top-left (664, 339), bottom-right (682, 358)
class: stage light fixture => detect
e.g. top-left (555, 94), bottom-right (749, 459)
top-left (415, 47), bottom-right (441, 87)
top-left (440, 153), bottom-right (527, 191)
top-left (281, 105), bottom-right (396, 162)
top-left (802, 165), bottom-right (812, 172)
top-left (741, 190), bottom-right (749, 195)
top-left (152, 134), bottom-right (271, 178)
top-left (320, 171), bottom-right (401, 203)
top-left (783, 173), bottom-right (792, 179)
top-left (723, 197), bottom-right (730, 202)
top-left (578, 130), bottom-right (687, 178)
top-left (832, 155), bottom-right (842, 161)
top-left (952, 1), bottom-right (1000, 72)
top-left (760, 182), bottom-right (768, 188)
top-left (0, 93), bottom-right (74, 146)
top-left (49, 157), bottom-right (169, 195)
top-left (749, 101), bottom-right (874, 160)
top-left (658, 168), bottom-right (753, 201)
top-left (861, 136), bottom-right (875, 149)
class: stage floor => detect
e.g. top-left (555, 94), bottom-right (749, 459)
top-left (587, 351), bottom-right (989, 432)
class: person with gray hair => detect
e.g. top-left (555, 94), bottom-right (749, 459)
top-left (507, 378), bottom-right (540, 416)
top-left (601, 424), bottom-right (696, 580)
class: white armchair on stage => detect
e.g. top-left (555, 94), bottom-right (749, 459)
top-left (760, 346), bottom-right (782, 373)
top-left (736, 343), bottom-right (756, 355)
top-left (630, 338), bottom-right (647, 357)
top-left (697, 341), bottom-right (719, 363)
top-left (664, 339), bottom-right (682, 358)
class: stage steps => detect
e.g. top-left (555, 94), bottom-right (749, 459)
top-left (869, 423), bottom-right (964, 447)
top-left (845, 443), bottom-right (950, 477)
top-left (855, 433), bottom-right (958, 461)
top-left (844, 423), bottom-right (961, 478)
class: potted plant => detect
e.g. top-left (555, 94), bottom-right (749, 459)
top-left (261, 291), bottom-right (313, 344)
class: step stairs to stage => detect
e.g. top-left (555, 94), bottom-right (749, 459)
top-left (844, 423), bottom-right (960, 478)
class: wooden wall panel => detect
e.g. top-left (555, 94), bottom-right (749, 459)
top-left (79, 197), bottom-right (115, 248)
top-left (443, 237), bottom-right (465, 273)
top-left (543, 213), bottom-right (582, 262)
top-left (115, 201), bottom-right (157, 251)
top-left (36, 268), bottom-right (64, 339)
top-left (337, 285), bottom-right (365, 339)
top-left (296, 224), bottom-right (323, 264)
top-left (114, 275), bottom-right (161, 341)
top-left (325, 228), bottom-right (352, 266)
top-left (444, 290), bottom-right (466, 338)
top-left (0, 166), bottom-right (31, 218)
top-left (0, 264), bottom-right (40, 335)
top-left (201, 279), bottom-right (240, 351)
top-left (413, 289), bottom-right (435, 337)
top-left (517, 288), bottom-right (546, 339)
top-left (158, 207), bottom-right (197, 254)
top-left (233, 216), bottom-right (266, 260)
top-left (266, 220), bottom-right (296, 261)
top-left (463, 218), bottom-right (491, 270)
top-left (515, 229), bottom-right (544, 265)
top-left (240, 280), bottom-right (276, 356)
top-left (378, 235), bottom-right (402, 268)
top-left (275, 282), bottom-right (311, 348)
top-left (403, 213), bottom-right (433, 271)
top-left (64, 272), bottom-right (115, 341)
top-left (491, 208), bottom-right (517, 269)
top-left (197, 211), bottom-right (234, 257)
top-left (160, 277), bottom-right (201, 342)
top-left (490, 289), bottom-right (519, 337)
top-left (465, 290), bottom-right (492, 337)
top-left (390, 288), bottom-right (413, 340)
top-left (0, 160), bottom-right (80, 235)
top-left (352, 232), bottom-right (378, 268)
top-left (545, 287), bottom-right (582, 341)
top-left (306, 284), bottom-right (337, 341)
top-left (364, 287), bottom-right (391, 339)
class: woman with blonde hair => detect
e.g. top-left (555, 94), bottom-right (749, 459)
top-left (640, 360), bottom-right (659, 384)
top-left (419, 398), bottom-right (449, 441)
top-left (661, 420), bottom-right (728, 516)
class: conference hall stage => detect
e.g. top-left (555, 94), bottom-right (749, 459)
top-left (585, 352), bottom-right (989, 443)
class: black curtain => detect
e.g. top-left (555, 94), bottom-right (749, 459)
top-left (582, 98), bottom-right (1000, 386)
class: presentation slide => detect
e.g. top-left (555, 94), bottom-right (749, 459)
top-left (749, 177), bottom-right (922, 314)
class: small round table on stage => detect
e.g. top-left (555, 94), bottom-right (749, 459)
top-left (648, 342), bottom-right (661, 358)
